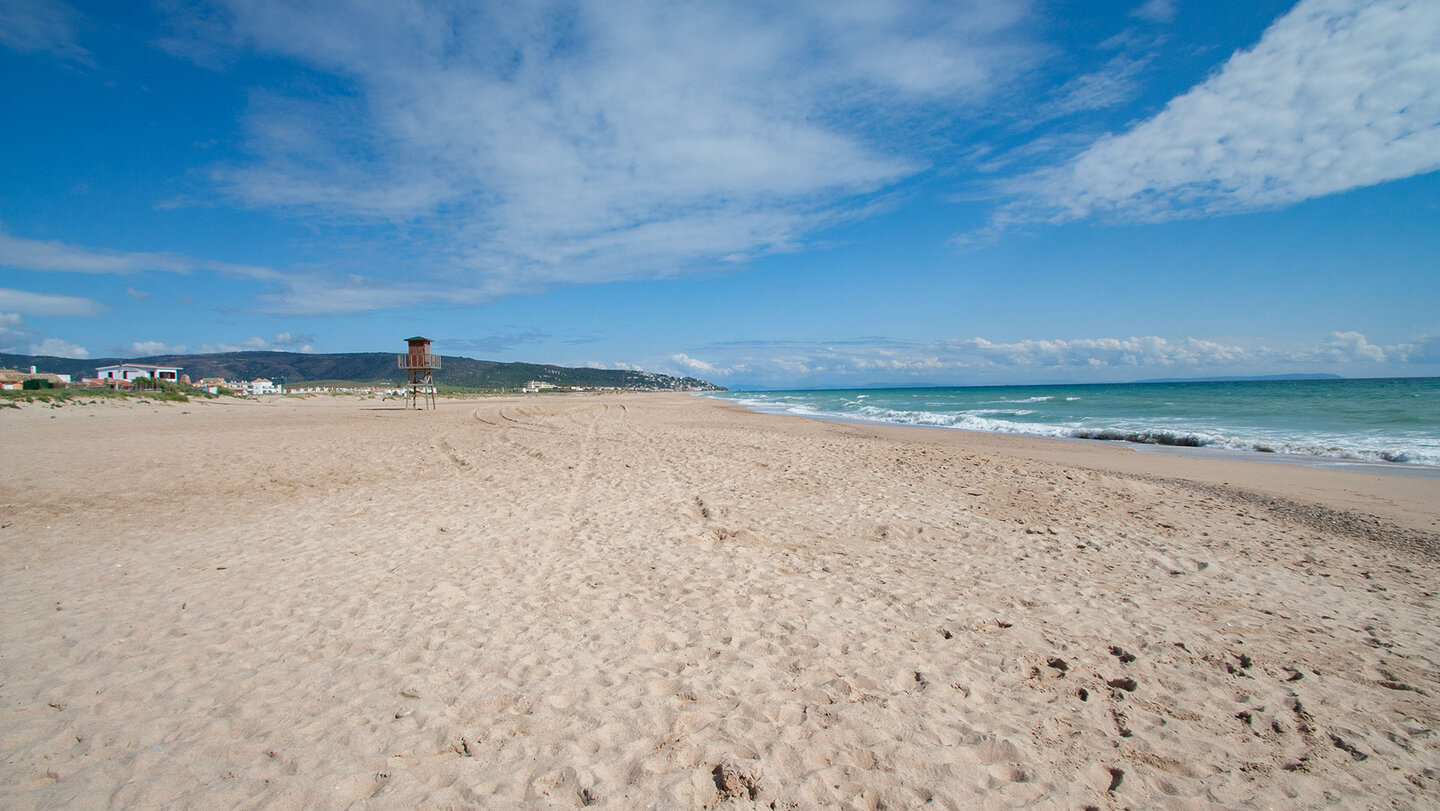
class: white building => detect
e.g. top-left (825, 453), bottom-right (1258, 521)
top-left (246, 378), bottom-right (280, 395)
top-left (95, 363), bottom-right (182, 383)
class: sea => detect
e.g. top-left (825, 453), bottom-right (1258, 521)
top-left (709, 377), bottom-right (1440, 473)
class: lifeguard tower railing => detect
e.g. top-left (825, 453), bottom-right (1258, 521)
top-left (397, 355), bottom-right (441, 370)
top-left (397, 353), bottom-right (440, 409)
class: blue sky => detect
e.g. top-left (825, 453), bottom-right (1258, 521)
top-left (1, 0), bottom-right (1437, 388)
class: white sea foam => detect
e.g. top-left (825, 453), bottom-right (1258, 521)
top-left (710, 389), bottom-right (1440, 468)
top-left (832, 404), bottom-right (1077, 438)
top-left (985, 396), bottom-right (1054, 404)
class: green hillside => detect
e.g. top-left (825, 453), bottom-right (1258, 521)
top-left (0, 351), bottom-right (724, 392)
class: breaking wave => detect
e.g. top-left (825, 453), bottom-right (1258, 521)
top-left (716, 387), bottom-right (1440, 468)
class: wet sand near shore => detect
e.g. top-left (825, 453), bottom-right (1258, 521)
top-left (2, 393), bottom-right (1437, 808)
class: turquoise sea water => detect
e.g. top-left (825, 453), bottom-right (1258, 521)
top-left (710, 377), bottom-right (1440, 469)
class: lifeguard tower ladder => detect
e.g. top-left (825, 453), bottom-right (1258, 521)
top-left (398, 336), bottom-right (440, 410)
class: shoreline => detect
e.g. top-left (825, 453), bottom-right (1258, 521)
top-left (708, 392), bottom-right (1440, 480)
top-left (4, 393), bottom-right (1437, 807)
top-left (697, 394), bottom-right (1440, 540)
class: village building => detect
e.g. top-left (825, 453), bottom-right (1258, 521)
top-left (0, 367), bottom-right (71, 390)
top-left (95, 363), bottom-right (182, 384)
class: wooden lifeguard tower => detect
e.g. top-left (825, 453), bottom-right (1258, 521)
top-left (398, 336), bottom-right (440, 410)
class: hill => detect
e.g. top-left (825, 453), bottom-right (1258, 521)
top-left (0, 351), bottom-right (724, 392)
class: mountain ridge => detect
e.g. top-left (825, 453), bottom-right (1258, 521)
top-left (0, 351), bottom-right (724, 391)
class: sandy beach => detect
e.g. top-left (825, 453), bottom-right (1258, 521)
top-left (2, 392), bottom-right (1437, 808)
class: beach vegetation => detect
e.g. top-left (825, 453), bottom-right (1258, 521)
top-left (0, 381), bottom-right (242, 407)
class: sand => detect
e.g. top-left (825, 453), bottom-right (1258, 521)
top-left (2, 392), bottom-right (1437, 808)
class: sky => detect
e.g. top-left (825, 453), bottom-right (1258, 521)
top-left (1, 0), bottom-right (1437, 389)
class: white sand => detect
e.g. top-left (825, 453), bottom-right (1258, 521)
top-left (2, 393), bottom-right (1437, 808)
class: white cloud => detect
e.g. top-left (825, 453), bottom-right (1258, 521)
top-left (272, 332), bottom-right (315, 348)
top-left (0, 229), bottom-right (283, 280)
top-left (30, 337), bottom-right (89, 358)
top-left (159, 1), bottom-right (1038, 305)
top-left (666, 352), bottom-right (746, 378)
top-left (128, 341), bottom-right (188, 356)
top-left (0, 312), bottom-right (27, 352)
top-left (1131, 0), bottom-right (1179, 24)
top-left (2, 312), bottom-right (92, 360)
top-left (252, 273), bottom-right (489, 315)
top-left (676, 329), bottom-right (1438, 384)
top-left (0, 287), bottom-right (105, 317)
top-left (126, 287), bottom-right (152, 301)
top-left (938, 335), bottom-right (1251, 368)
top-left (997, 0), bottom-right (1440, 227)
top-left (195, 333), bottom-right (316, 354)
top-left (667, 353), bottom-right (716, 375)
top-left (1401, 333), bottom-right (1440, 364)
top-left (0, 313), bottom-right (89, 358)
top-left (1320, 330), bottom-right (1389, 362)
top-left (1039, 55), bottom-right (1148, 119)
top-left (578, 360), bottom-right (643, 372)
top-left (0, 0), bottom-right (90, 62)
top-left (442, 330), bottom-right (551, 355)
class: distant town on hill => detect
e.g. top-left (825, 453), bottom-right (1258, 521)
top-left (0, 351), bottom-right (724, 392)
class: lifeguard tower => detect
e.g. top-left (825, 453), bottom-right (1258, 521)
top-left (398, 336), bottom-right (440, 410)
